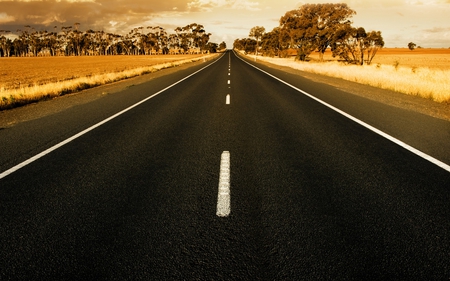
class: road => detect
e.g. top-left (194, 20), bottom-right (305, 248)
top-left (1, 50), bottom-right (450, 280)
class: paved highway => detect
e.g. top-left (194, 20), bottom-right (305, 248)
top-left (1, 51), bottom-right (450, 280)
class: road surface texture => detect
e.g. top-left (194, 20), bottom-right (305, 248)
top-left (1, 51), bottom-right (450, 280)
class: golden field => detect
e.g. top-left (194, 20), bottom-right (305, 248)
top-left (0, 54), bottom-right (214, 110)
top-left (0, 54), bottom-right (206, 89)
top-left (309, 48), bottom-right (450, 70)
top-left (253, 48), bottom-right (450, 103)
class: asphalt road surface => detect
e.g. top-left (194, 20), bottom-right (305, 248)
top-left (1, 51), bottom-right (450, 280)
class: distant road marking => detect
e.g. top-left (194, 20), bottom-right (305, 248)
top-left (228, 80), bottom-right (230, 84)
top-left (235, 51), bottom-right (450, 173)
top-left (217, 151), bottom-right (231, 217)
top-left (0, 54), bottom-right (225, 180)
top-left (226, 94), bottom-right (230, 105)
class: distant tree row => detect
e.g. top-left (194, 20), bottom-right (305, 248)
top-left (234, 3), bottom-right (384, 65)
top-left (0, 23), bottom-right (225, 57)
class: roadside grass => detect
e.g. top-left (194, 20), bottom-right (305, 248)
top-left (0, 55), bottom-right (215, 110)
top-left (250, 54), bottom-right (450, 104)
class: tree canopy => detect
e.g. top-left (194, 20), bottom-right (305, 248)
top-left (279, 3), bottom-right (356, 60)
top-left (234, 3), bottom-right (384, 65)
top-left (0, 23), bottom-right (215, 57)
top-left (249, 26), bottom-right (265, 56)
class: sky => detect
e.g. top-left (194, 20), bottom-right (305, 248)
top-left (0, 0), bottom-right (449, 48)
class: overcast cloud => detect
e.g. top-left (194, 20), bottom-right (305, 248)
top-left (1, 0), bottom-right (449, 48)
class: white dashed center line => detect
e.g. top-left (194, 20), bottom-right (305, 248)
top-left (216, 151), bottom-right (231, 217)
top-left (226, 94), bottom-right (230, 105)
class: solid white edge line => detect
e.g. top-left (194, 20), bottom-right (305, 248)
top-left (0, 54), bottom-right (225, 180)
top-left (216, 151), bottom-right (231, 217)
top-left (234, 50), bottom-right (450, 173)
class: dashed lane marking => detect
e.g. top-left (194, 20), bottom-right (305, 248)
top-left (216, 151), bottom-right (231, 217)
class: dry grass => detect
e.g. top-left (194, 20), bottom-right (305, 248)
top-left (309, 48), bottom-right (450, 70)
top-left (251, 48), bottom-right (450, 103)
top-left (0, 54), bottom-right (215, 110)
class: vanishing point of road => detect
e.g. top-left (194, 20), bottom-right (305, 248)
top-left (1, 51), bottom-right (450, 280)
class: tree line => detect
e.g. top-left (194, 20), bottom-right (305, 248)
top-left (234, 3), bottom-right (384, 65)
top-left (0, 23), bottom-right (226, 57)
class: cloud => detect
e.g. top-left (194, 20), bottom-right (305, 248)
top-left (1, 0), bottom-right (449, 48)
top-left (0, 0), bottom-right (165, 34)
top-left (230, 0), bottom-right (260, 11)
top-left (406, 0), bottom-right (450, 4)
top-left (0, 12), bottom-right (15, 24)
top-left (187, 0), bottom-right (260, 12)
top-left (424, 27), bottom-right (450, 33)
top-left (1, 0), bottom-right (259, 33)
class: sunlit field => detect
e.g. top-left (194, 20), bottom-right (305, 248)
top-left (309, 48), bottom-right (450, 70)
top-left (251, 48), bottom-right (450, 103)
top-left (0, 54), bottom-right (215, 110)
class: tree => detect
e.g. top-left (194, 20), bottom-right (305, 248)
top-left (219, 41), bottom-right (227, 50)
top-left (280, 4), bottom-right (356, 61)
top-left (408, 42), bottom-right (416, 51)
top-left (365, 31), bottom-right (384, 64)
top-left (0, 30), bottom-right (13, 57)
top-left (249, 26), bottom-right (265, 56)
top-left (3, 22), bottom-right (213, 57)
top-left (260, 28), bottom-right (282, 57)
top-left (233, 38), bottom-right (257, 54)
top-left (205, 42), bottom-right (218, 53)
top-left (331, 26), bottom-right (384, 65)
top-left (233, 38), bottom-right (244, 50)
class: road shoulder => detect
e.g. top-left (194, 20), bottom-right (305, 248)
top-left (0, 58), bottom-right (216, 128)
top-left (246, 56), bottom-right (450, 122)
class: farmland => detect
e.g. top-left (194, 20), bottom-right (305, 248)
top-left (0, 54), bottom-right (206, 90)
top-left (253, 48), bottom-right (450, 103)
top-left (0, 54), bottom-right (214, 110)
top-left (309, 48), bottom-right (450, 70)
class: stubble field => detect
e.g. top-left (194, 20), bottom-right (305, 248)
top-left (0, 54), bottom-right (206, 90)
top-left (0, 54), bottom-right (212, 110)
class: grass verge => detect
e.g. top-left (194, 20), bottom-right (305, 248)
top-left (247, 54), bottom-right (450, 104)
